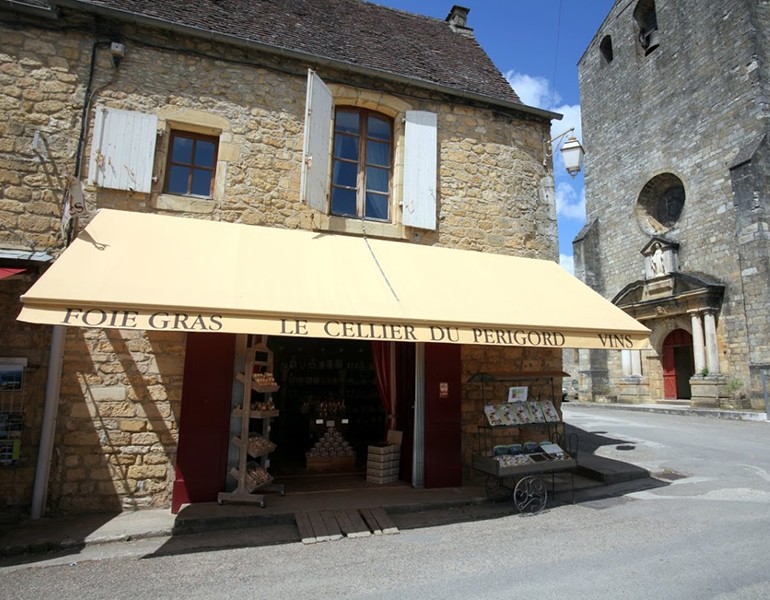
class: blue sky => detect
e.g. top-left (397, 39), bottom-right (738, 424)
top-left (373, 0), bottom-right (615, 272)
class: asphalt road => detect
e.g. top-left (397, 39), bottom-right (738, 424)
top-left (3, 406), bottom-right (770, 600)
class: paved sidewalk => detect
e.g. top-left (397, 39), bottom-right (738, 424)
top-left (0, 456), bottom-right (649, 560)
top-left (567, 400), bottom-right (768, 421)
top-left (2, 401), bottom-right (764, 561)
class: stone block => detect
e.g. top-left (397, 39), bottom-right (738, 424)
top-left (88, 386), bottom-right (127, 402)
top-left (119, 420), bottom-right (147, 433)
top-left (127, 464), bottom-right (167, 480)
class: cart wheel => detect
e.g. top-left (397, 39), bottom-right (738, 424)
top-left (513, 476), bottom-right (547, 514)
top-left (485, 475), bottom-right (514, 502)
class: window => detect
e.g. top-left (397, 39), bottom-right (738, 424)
top-left (302, 70), bottom-right (438, 232)
top-left (600, 35), bottom-right (614, 64)
top-left (331, 108), bottom-right (393, 221)
top-left (633, 0), bottom-right (659, 56)
top-left (636, 173), bottom-right (685, 233)
top-left (164, 131), bottom-right (219, 197)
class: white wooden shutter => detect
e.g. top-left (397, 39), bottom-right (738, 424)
top-left (88, 106), bottom-right (158, 193)
top-left (300, 70), bottom-right (333, 212)
top-left (403, 110), bottom-right (438, 230)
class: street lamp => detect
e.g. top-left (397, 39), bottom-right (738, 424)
top-left (544, 127), bottom-right (585, 178)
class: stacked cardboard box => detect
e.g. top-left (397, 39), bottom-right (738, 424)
top-left (366, 431), bottom-right (402, 484)
top-left (366, 443), bottom-right (400, 483)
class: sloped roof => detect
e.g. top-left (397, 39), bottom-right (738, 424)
top-left (53, 0), bottom-right (527, 108)
top-left (4, 0), bottom-right (55, 9)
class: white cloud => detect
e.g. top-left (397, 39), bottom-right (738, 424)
top-left (504, 70), bottom-right (560, 109)
top-left (559, 253), bottom-right (575, 274)
top-left (555, 181), bottom-right (585, 220)
top-left (550, 103), bottom-right (582, 143)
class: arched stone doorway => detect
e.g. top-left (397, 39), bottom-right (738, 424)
top-left (662, 329), bottom-right (694, 399)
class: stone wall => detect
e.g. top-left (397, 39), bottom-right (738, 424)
top-left (50, 328), bottom-right (185, 513)
top-left (0, 23), bottom-right (82, 254)
top-left (1, 7), bottom-right (558, 512)
top-left (1, 14), bottom-right (555, 260)
top-left (576, 0), bottom-right (770, 404)
top-left (0, 275), bottom-right (50, 509)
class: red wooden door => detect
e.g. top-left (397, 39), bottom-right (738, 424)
top-left (172, 332), bottom-right (235, 513)
top-left (662, 344), bottom-right (676, 399)
top-left (662, 329), bottom-right (693, 400)
top-left (424, 343), bottom-right (462, 488)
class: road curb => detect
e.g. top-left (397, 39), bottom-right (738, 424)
top-left (567, 402), bottom-right (768, 421)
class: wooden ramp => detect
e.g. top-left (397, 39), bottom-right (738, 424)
top-left (295, 507), bottom-right (399, 544)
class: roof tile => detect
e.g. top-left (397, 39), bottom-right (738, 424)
top-left (68, 0), bottom-right (521, 105)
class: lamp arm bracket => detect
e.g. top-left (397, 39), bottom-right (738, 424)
top-left (544, 127), bottom-right (575, 152)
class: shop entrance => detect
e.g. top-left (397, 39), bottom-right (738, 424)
top-left (268, 337), bottom-right (388, 482)
top-left (662, 329), bottom-right (694, 400)
top-left (174, 335), bottom-right (465, 503)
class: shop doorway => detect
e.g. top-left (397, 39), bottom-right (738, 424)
top-left (174, 335), bottom-right (465, 504)
top-left (267, 337), bottom-right (388, 482)
top-left (662, 329), bottom-right (694, 400)
top-left (265, 338), bottom-right (461, 489)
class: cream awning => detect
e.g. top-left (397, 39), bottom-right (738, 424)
top-left (18, 209), bottom-right (650, 350)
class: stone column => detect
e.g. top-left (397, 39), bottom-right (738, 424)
top-left (704, 310), bottom-right (720, 375)
top-left (621, 349), bottom-right (632, 376)
top-left (689, 310), bottom-right (706, 374)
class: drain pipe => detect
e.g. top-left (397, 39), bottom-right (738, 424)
top-left (30, 325), bottom-right (65, 519)
top-left (30, 39), bottom-right (111, 519)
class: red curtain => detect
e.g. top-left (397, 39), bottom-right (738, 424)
top-left (371, 341), bottom-right (394, 435)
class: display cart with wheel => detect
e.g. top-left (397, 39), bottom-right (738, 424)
top-left (469, 371), bottom-right (578, 514)
top-left (472, 443), bottom-right (577, 514)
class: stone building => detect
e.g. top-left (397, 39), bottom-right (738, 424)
top-left (574, 0), bottom-right (770, 409)
top-left (1, 0), bottom-right (647, 516)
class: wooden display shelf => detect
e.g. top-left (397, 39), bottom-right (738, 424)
top-left (251, 409), bottom-right (279, 419)
top-left (219, 336), bottom-right (283, 508)
top-left (232, 407), bottom-right (279, 419)
top-left (235, 371), bottom-right (280, 394)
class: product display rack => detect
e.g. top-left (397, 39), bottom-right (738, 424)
top-left (469, 371), bottom-right (578, 513)
top-left (218, 337), bottom-right (285, 508)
